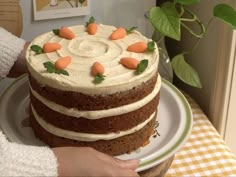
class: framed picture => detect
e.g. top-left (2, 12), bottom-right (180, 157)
top-left (33, 0), bottom-right (90, 20)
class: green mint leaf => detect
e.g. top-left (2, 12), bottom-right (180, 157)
top-left (126, 26), bottom-right (137, 34)
top-left (93, 73), bottom-right (105, 84)
top-left (174, 0), bottom-right (200, 5)
top-left (30, 45), bottom-right (43, 54)
top-left (86, 16), bottom-right (95, 26)
top-left (43, 61), bottom-right (69, 76)
top-left (56, 69), bottom-right (69, 76)
top-left (89, 16), bottom-right (95, 23)
top-left (171, 54), bottom-right (202, 88)
top-left (43, 61), bottom-right (55, 73)
top-left (147, 41), bottom-right (155, 52)
top-left (214, 4), bottom-right (236, 29)
top-left (149, 2), bottom-right (180, 41)
top-left (136, 60), bottom-right (148, 74)
top-left (53, 29), bottom-right (60, 35)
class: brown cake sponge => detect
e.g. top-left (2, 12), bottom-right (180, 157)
top-left (30, 110), bottom-right (157, 156)
top-left (30, 91), bottom-right (160, 133)
top-left (28, 72), bottom-right (158, 110)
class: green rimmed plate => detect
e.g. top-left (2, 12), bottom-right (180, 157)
top-left (0, 75), bottom-right (192, 172)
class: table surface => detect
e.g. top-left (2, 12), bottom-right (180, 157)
top-left (166, 93), bottom-right (236, 176)
top-left (1, 78), bottom-right (236, 176)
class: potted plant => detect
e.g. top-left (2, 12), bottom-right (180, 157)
top-left (147, 0), bottom-right (236, 88)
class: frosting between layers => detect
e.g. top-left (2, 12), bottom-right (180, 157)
top-left (30, 75), bottom-right (161, 119)
top-left (31, 105), bottom-right (156, 141)
top-left (26, 24), bottom-right (159, 95)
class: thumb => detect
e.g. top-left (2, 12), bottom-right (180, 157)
top-left (115, 158), bottom-right (140, 170)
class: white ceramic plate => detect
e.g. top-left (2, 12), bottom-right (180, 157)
top-left (0, 75), bottom-right (192, 172)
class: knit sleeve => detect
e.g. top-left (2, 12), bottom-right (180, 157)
top-left (0, 131), bottom-right (58, 176)
top-left (0, 27), bottom-right (26, 78)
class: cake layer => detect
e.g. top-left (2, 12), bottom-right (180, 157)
top-left (30, 91), bottom-right (160, 133)
top-left (26, 25), bottom-right (159, 95)
top-left (31, 105), bottom-right (156, 141)
top-left (26, 23), bottom-right (160, 156)
top-left (30, 75), bottom-right (161, 119)
top-left (29, 72), bottom-right (158, 110)
top-left (30, 110), bottom-right (157, 156)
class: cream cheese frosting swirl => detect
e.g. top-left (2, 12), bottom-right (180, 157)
top-left (26, 24), bottom-right (159, 95)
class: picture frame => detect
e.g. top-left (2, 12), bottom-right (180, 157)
top-left (33, 0), bottom-right (90, 21)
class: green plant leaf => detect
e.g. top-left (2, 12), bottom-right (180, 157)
top-left (136, 60), bottom-right (149, 74)
top-left (149, 2), bottom-right (180, 41)
top-left (30, 45), bottom-right (43, 54)
top-left (174, 0), bottom-right (200, 5)
top-left (93, 73), bottom-right (105, 84)
top-left (214, 4), bottom-right (236, 29)
top-left (171, 54), bottom-right (202, 88)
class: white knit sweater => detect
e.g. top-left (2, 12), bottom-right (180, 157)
top-left (0, 28), bottom-right (58, 176)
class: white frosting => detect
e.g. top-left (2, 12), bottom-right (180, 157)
top-left (30, 75), bottom-right (161, 119)
top-left (32, 105), bottom-right (156, 141)
top-left (26, 24), bottom-right (159, 95)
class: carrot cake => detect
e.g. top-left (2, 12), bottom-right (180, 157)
top-left (26, 20), bottom-right (161, 155)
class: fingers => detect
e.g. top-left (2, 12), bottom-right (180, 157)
top-left (114, 158), bottom-right (140, 170)
top-left (88, 147), bottom-right (140, 177)
top-left (92, 148), bottom-right (140, 170)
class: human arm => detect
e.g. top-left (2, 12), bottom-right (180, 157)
top-left (0, 27), bottom-right (26, 78)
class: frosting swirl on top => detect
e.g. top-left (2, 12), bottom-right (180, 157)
top-left (26, 24), bottom-right (159, 95)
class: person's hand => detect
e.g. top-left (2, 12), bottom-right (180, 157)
top-left (8, 42), bottom-right (30, 78)
top-left (52, 147), bottom-right (140, 177)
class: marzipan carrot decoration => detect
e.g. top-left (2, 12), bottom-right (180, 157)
top-left (110, 26), bottom-right (137, 40)
top-left (110, 27), bottom-right (126, 40)
top-left (91, 62), bottom-right (104, 76)
top-left (127, 42), bottom-right (147, 53)
top-left (120, 57), bottom-right (139, 69)
top-left (31, 43), bottom-right (61, 54)
top-left (55, 56), bottom-right (72, 70)
top-left (43, 43), bottom-right (61, 53)
top-left (120, 58), bottom-right (149, 74)
top-left (53, 27), bottom-right (75, 40)
top-left (127, 41), bottom-right (155, 53)
top-left (92, 62), bottom-right (105, 84)
top-left (86, 16), bottom-right (98, 35)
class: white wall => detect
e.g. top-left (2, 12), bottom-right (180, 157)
top-left (19, 0), bottom-right (155, 41)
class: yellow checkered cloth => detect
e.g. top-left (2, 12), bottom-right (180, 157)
top-left (166, 93), bottom-right (236, 176)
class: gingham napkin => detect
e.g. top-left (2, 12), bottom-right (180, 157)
top-left (166, 93), bottom-right (236, 176)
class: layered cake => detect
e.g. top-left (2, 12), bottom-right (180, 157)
top-left (26, 20), bottom-right (161, 155)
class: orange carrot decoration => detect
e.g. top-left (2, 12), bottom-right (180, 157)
top-left (55, 56), bottom-right (71, 70)
top-left (91, 62), bottom-right (105, 76)
top-left (87, 23), bottom-right (98, 35)
top-left (43, 43), bottom-right (61, 53)
top-left (110, 26), bottom-right (137, 40)
top-left (86, 16), bottom-right (98, 35)
top-left (53, 27), bottom-right (75, 40)
top-left (120, 57), bottom-right (139, 69)
top-left (127, 42), bottom-right (147, 53)
top-left (59, 27), bottom-right (75, 39)
top-left (110, 27), bottom-right (127, 40)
